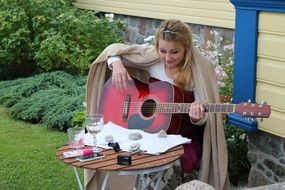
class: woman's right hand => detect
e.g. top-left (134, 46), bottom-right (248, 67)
top-left (111, 60), bottom-right (132, 91)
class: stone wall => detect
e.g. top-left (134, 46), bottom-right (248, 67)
top-left (115, 15), bottom-right (234, 52)
top-left (247, 131), bottom-right (285, 187)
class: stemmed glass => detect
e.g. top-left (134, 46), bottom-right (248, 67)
top-left (85, 114), bottom-right (104, 152)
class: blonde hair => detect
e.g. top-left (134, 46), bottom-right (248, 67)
top-left (154, 19), bottom-right (194, 89)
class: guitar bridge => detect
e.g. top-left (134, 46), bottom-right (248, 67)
top-left (122, 94), bottom-right (131, 122)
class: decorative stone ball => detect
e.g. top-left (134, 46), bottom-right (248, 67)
top-left (129, 143), bottom-right (141, 152)
top-left (128, 132), bottom-right (142, 140)
top-left (158, 129), bottom-right (167, 138)
top-left (105, 135), bottom-right (114, 143)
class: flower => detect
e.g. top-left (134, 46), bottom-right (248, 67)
top-left (225, 125), bottom-right (250, 176)
top-left (105, 13), bottom-right (114, 22)
top-left (144, 35), bottom-right (155, 46)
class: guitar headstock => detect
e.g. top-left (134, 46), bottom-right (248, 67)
top-left (235, 102), bottom-right (271, 118)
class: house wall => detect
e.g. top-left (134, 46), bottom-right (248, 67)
top-left (73, 0), bottom-right (235, 29)
top-left (230, 0), bottom-right (285, 187)
top-left (247, 11), bottom-right (285, 187)
top-left (256, 11), bottom-right (285, 137)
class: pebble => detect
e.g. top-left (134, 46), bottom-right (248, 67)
top-left (158, 129), bottom-right (167, 138)
top-left (128, 132), bottom-right (142, 140)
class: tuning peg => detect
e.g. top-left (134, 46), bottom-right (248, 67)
top-left (248, 99), bottom-right (251, 103)
top-left (244, 117), bottom-right (256, 122)
top-left (245, 117), bottom-right (251, 121)
top-left (261, 101), bottom-right (267, 105)
top-left (260, 118), bottom-right (264, 122)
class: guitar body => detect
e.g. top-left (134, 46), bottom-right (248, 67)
top-left (98, 78), bottom-right (184, 134)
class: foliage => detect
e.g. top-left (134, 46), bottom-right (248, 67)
top-left (0, 0), bottom-right (124, 79)
top-left (195, 30), bottom-right (234, 97)
top-left (72, 110), bottom-right (86, 128)
top-left (0, 106), bottom-right (83, 189)
top-left (224, 124), bottom-right (251, 175)
top-left (0, 71), bottom-right (86, 131)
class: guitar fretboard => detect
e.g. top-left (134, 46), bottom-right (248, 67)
top-left (156, 103), bottom-right (235, 113)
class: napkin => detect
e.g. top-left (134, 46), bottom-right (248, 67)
top-left (63, 148), bottom-right (93, 158)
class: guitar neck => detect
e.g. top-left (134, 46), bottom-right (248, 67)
top-left (156, 103), bottom-right (235, 114)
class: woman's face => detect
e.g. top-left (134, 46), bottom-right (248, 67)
top-left (157, 39), bottom-right (185, 69)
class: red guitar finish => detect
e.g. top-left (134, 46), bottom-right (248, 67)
top-left (98, 78), bottom-right (271, 134)
top-left (99, 77), bottom-right (184, 134)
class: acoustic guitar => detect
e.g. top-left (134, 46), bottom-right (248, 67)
top-left (98, 77), bottom-right (271, 134)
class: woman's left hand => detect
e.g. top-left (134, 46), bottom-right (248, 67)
top-left (189, 101), bottom-right (205, 123)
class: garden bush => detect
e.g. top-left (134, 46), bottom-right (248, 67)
top-left (0, 0), bottom-right (124, 79)
top-left (225, 124), bottom-right (251, 176)
top-left (0, 71), bottom-right (86, 131)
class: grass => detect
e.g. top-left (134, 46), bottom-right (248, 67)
top-left (0, 106), bottom-right (83, 190)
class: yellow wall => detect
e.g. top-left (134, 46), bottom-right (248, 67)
top-left (256, 12), bottom-right (285, 137)
top-left (74, 0), bottom-right (235, 29)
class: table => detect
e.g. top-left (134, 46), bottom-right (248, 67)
top-left (56, 145), bottom-right (184, 190)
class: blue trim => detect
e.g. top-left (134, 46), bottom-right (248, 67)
top-left (226, 113), bottom-right (258, 132)
top-left (230, 0), bottom-right (285, 12)
top-left (232, 9), bottom-right (258, 104)
top-left (229, 0), bottom-right (285, 131)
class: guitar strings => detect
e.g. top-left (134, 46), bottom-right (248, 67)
top-left (125, 102), bottom-right (192, 113)
top-left (125, 102), bottom-right (234, 113)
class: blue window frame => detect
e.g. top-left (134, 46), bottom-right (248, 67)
top-left (228, 0), bottom-right (285, 132)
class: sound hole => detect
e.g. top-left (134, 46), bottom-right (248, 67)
top-left (141, 99), bottom-right (156, 117)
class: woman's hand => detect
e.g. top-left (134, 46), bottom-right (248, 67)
top-left (111, 60), bottom-right (132, 91)
top-left (189, 101), bottom-right (205, 123)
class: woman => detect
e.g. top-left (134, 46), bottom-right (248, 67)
top-left (85, 19), bottom-right (229, 190)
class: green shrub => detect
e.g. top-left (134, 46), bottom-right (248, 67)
top-left (0, 0), bottom-right (124, 79)
top-left (0, 2), bottom-right (30, 64)
top-left (225, 125), bottom-right (251, 176)
top-left (72, 110), bottom-right (86, 128)
top-left (0, 71), bottom-right (86, 131)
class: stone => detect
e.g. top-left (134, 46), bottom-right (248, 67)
top-left (157, 129), bottom-right (167, 138)
top-left (248, 167), bottom-right (269, 187)
top-left (104, 135), bottom-right (114, 143)
top-left (247, 152), bottom-right (257, 162)
top-left (128, 132), bottom-right (142, 140)
top-left (129, 143), bottom-right (140, 152)
top-left (264, 159), bottom-right (285, 176)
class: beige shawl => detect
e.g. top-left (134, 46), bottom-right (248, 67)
top-left (85, 43), bottom-right (230, 190)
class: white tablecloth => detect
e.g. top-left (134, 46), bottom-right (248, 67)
top-left (84, 121), bottom-right (191, 155)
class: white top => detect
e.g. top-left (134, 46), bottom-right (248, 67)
top-left (107, 56), bottom-right (194, 90)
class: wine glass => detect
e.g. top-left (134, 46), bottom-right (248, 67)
top-left (85, 114), bottom-right (104, 152)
